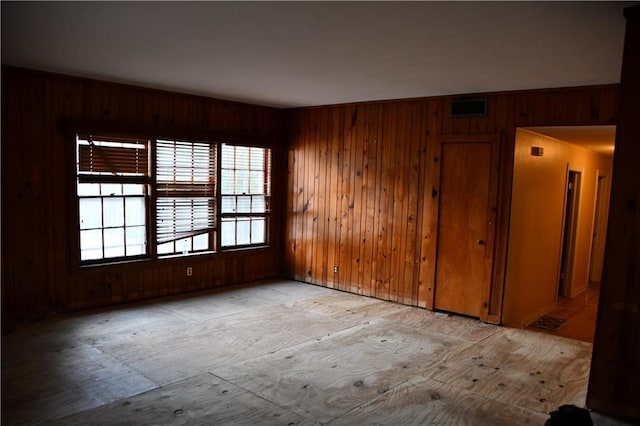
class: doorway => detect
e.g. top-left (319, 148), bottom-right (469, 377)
top-left (589, 174), bottom-right (609, 283)
top-left (434, 137), bottom-right (498, 319)
top-left (558, 169), bottom-right (581, 297)
top-left (503, 126), bottom-right (615, 343)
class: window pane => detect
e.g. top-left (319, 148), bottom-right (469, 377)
top-left (250, 148), bottom-right (264, 170)
top-left (251, 219), bottom-right (265, 244)
top-left (78, 183), bottom-right (100, 196)
top-left (249, 171), bottom-right (264, 194)
top-left (252, 195), bottom-right (266, 213)
top-left (221, 144), bottom-right (235, 168)
top-left (177, 237), bottom-right (192, 254)
top-left (221, 169), bottom-right (234, 193)
top-left (222, 196), bottom-right (236, 213)
top-left (79, 198), bottom-right (102, 230)
top-left (103, 198), bottom-right (125, 227)
top-left (193, 233), bottom-right (209, 251)
top-left (221, 220), bottom-right (235, 246)
top-left (101, 183), bottom-right (122, 196)
top-left (123, 184), bottom-right (144, 195)
top-left (219, 144), bottom-right (270, 249)
top-left (80, 229), bottom-right (103, 251)
top-left (237, 196), bottom-right (251, 213)
top-left (236, 170), bottom-right (249, 194)
top-left (158, 241), bottom-right (174, 255)
top-left (125, 197), bottom-right (145, 226)
top-left (126, 226), bottom-right (146, 255)
top-left (235, 146), bottom-right (250, 170)
top-left (237, 218), bottom-right (250, 245)
top-left (81, 249), bottom-right (103, 261)
top-left (77, 135), bottom-right (150, 263)
top-left (104, 228), bottom-right (125, 258)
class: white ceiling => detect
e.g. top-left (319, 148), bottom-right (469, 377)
top-left (1, 1), bottom-right (633, 109)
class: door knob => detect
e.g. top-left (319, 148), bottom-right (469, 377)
top-left (476, 239), bottom-right (486, 245)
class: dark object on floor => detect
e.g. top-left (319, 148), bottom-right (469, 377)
top-left (545, 405), bottom-right (593, 425)
top-left (529, 315), bottom-right (566, 331)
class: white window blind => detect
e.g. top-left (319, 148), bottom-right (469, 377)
top-left (156, 139), bottom-right (216, 244)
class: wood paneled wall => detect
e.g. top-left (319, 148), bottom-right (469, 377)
top-left (1, 66), bottom-right (285, 327)
top-left (588, 5), bottom-right (640, 421)
top-left (285, 85), bottom-right (619, 322)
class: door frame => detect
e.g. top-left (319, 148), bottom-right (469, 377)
top-left (588, 172), bottom-right (609, 283)
top-left (421, 134), bottom-right (500, 322)
top-left (557, 165), bottom-right (583, 299)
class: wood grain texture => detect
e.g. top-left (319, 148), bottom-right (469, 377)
top-left (213, 316), bottom-right (474, 423)
top-left (435, 141), bottom-right (492, 318)
top-left (587, 6), bottom-right (640, 422)
top-left (1, 66), bottom-right (285, 326)
top-left (2, 67), bottom-right (621, 328)
top-left (427, 328), bottom-right (592, 415)
top-left (285, 85), bottom-right (619, 323)
top-left (2, 280), bottom-right (595, 425)
top-left (331, 376), bottom-right (549, 426)
top-left (53, 373), bottom-right (308, 426)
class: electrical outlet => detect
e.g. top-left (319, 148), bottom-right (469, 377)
top-left (333, 265), bottom-right (339, 273)
top-left (186, 266), bottom-right (193, 276)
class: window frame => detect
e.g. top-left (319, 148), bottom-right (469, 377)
top-left (219, 143), bottom-right (272, 249)
top-left (68, 120), bottom-right (274, 267)
top-left (155, 138), bottom-right (217, 256)
top-left (75, 134), bottom-right (151, 264)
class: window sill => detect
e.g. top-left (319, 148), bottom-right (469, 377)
top-left (76, 245), bottom-right (272, 271)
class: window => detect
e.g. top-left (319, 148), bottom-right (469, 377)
top-left (76, 136), bottom-right (149, 261)
top-left (75, 133), bottom-right (271, 264)
top-left (156, 139), bottom-right (216, 255)
top-left (220, 144), bottom-right (271, 247)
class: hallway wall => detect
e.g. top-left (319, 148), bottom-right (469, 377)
top-left (503, 128), bottom-right (613, 328)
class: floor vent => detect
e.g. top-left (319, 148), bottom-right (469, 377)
top-left (528, 315), bottom-right (566, 331)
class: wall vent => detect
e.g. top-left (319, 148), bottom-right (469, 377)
top-left (450, 98), bottom-right (488, 117)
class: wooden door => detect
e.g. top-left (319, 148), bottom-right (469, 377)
top-left (434, 140), bottom-right (495, 318)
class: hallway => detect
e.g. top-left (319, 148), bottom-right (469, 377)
top-left (527, 284), bottom-right (600, 343)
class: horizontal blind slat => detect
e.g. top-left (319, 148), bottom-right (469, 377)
top-left (156, 139), bottom-right (217, 244)
top-left (78, 140), bottom-right (148, 175)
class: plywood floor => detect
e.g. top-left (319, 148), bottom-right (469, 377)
top-left (2, 279), bottom-right (595, 425)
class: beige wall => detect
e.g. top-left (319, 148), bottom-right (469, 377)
top-left (503, 129), bottom-right (613, 327)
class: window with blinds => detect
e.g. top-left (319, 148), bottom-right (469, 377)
top-left (78, 137), bottom-right (148, 178)
top-left (220, 143), bottom-right (271, 247)
top-left (75, 132), bottom-right (270, 264)
top-left (76, 136), bottom-right (149, 261)
top-left (155, 139), bottom-right (216, 255)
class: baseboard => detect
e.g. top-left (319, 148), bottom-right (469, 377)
top-left (519, 301), bottom-right (558, 329)
top-left (569, 282), bottom-right (588, 298)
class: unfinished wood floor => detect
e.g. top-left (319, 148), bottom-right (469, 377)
top-left (2, 279), bottom-right (593, 425)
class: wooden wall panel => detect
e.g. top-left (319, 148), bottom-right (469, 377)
top-left (361, 105), bottom-right (382, 297)
top-left (1, 66), bottom-right (284, 327)
top-left (285, 85), bottom-right (619, 322)
top-left (588, 6), bottom-right (640, 422)
top-left (2, 66), bottom-right (621, 332)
